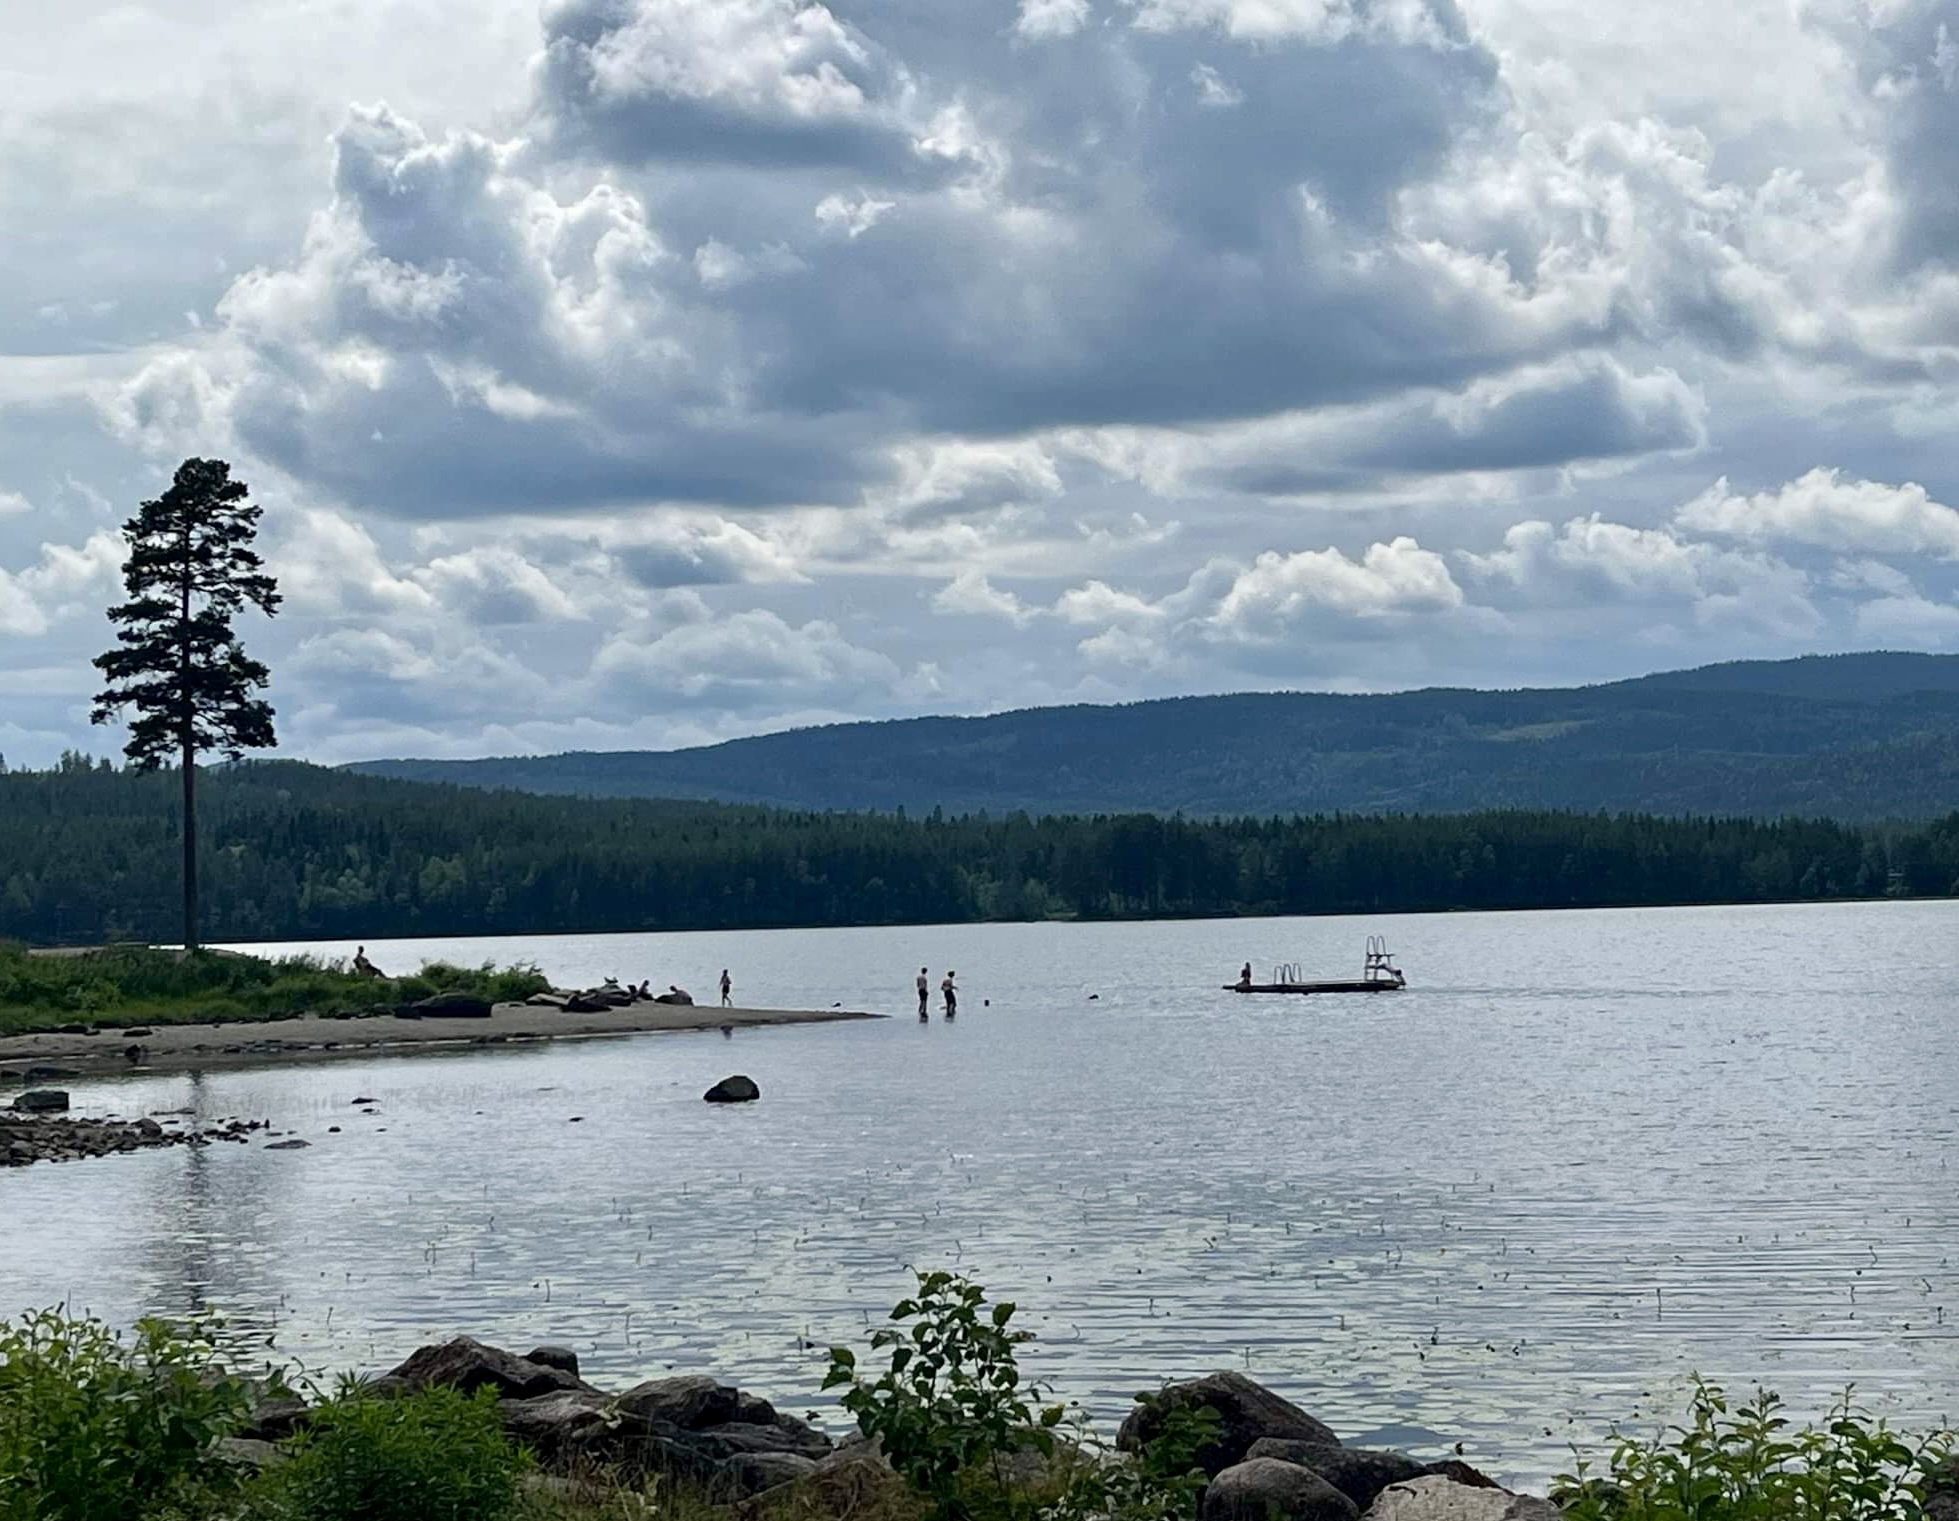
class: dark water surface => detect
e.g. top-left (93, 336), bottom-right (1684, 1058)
top-left (6, 902), bottom-right (1959, 1484)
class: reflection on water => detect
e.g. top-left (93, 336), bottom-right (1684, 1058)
top-left (5, 901), bottom-right (1959, 1485)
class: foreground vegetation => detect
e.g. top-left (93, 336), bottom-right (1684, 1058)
top-left (1, 1277), bottom-right (1954, 1521)
top-left (0, 942), bottom-right (548, 1035)
top-left (4, 758), bottom-right (1959, 946)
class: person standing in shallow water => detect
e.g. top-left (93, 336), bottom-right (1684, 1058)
top-left (720, 969), bottom-right (732, 1007)
top-left (942, 970), bottom-right (958, 1019)
top-left (916, 966), bottom-right (930, 1019)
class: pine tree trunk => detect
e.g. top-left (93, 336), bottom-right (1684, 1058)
top-left (182, 739), bottom-right (198, 953)
top-left (179, 528), bottom-right (198, 955)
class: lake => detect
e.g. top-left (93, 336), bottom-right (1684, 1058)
top-left (5, 901), bottom-right (1958, 1486)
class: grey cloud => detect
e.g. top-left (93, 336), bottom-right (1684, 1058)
top-left (1842, 0), bottom-right (1959, 273)
top-left (533, 0), bottom-right (944, 178)
top-left (110, 0), bottom-right (1641, 521)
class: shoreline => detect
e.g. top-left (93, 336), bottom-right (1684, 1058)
top-left (0, 1001), bottom-right (884, 1080)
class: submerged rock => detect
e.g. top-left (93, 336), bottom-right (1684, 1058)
top-left (1120, 1371), bottom-right (1340, 1476)
top-left (704, 1075), bottom-right (761, 1104)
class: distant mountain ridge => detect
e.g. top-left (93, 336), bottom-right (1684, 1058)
top-left (348, 652), bottom-right (1959, 821)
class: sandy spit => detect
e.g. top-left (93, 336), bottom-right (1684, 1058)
top-left (0, 1002), bottom-right (884, 1079)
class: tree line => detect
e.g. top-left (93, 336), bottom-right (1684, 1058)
top-left (3, 755), bottom-right (1957, 945)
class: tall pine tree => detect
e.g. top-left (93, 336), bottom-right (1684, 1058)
top-left (92, 458), bottom-right (280, 951)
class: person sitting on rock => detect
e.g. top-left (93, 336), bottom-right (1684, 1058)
top-left (352, 946), bottom-right (384, 979)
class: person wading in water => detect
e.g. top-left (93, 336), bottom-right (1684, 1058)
top-left (941, 970), bottom-right (958, 1020)
top-left (916, 966), bottom-right (930, 1020)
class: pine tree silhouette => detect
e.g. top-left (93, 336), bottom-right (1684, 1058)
top-left (92, 458), bottom-right (281, 951)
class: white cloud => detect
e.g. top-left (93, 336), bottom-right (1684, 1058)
top-left (0, 532), bottom-right (122, 637)
top-left (1207, 538), bottom-right (1464, 639)
top-left (814, 191), bottom-right (896, 238)
top-left (1016, 0), bottom-right (1092, 39)
top-left (1676, 468), bottom-right (1959, 559)
top-left (932, 570), bottom-right (1037, 625)
top-left (0, 491), bottom-right (30, 518)
top-left (1190, 64), bottom-right (1245, 107)
top-left (590, 608), bottom-right (899, 707)
top-left (272, 510), bottom-right (436, 616)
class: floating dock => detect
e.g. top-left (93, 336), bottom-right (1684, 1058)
top-left (1226, 936), bottom-right (1406, 996)
top-left (1224, 978), bottom-right (1403, 995)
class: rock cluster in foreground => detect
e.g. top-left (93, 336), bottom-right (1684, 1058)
top-left (246, 1342), bottom-right (1563, 1517)
top-left (1, 1109), bottom-right (269, 1167)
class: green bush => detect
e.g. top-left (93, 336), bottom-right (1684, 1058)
top-left (258, 1382), bottom-right (527, 1521)
top-left (0, 1308), bottom-right (254, 1521)
top-left (0, 943), bottom-right (549, 1033)
top-left (1039, 1394), bottom-right (1217, 1521)
top-left (825, 1272), bottom-right (1067, 1521)
top-left (1556, 1379), bottom-right (1955, 1521)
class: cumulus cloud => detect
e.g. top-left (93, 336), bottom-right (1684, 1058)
top-left (590, 607), bottom-right (899, 707)
top-left (1208, 538), bottom-right (1464, 637)
top-left (1459, 515), bottom-right (1822, 637)
top-left (933, 570), bottom-right (1038, 626)
top-left (0, 532), bottom-right (123, 637)
top-left (1676, 468), bottom-right (1959, 559)
top-left (1016, 0), bottom-right (1092, 39)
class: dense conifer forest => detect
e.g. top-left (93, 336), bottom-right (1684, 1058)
top-left (3, 756), bottom-right (1956, 945)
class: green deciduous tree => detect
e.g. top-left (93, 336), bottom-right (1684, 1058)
top-left (91, 458), bottom-right (280, 952)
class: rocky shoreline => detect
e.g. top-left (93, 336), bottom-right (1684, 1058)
top-left (1, 1108), bottom-right (270, 1167)
top-left (232, 1340), bottom-right (1559, 1520)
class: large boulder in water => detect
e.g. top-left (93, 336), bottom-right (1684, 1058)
top-left (1120, 1372), bottom-right (1340, 1476)
top-left (387, 1337), bottom-right (588, 1400)
top-left (1360, 1476), bottom-right (1561, 1519)
top-left (704, 1075), bottom-right (760, 1104)
top-left (12, 1090), bottom-right (69, 1113)
top-left (1247, 1441), bottom-right (1428, 1511)
top-left (1203, 1459), bottom-right (1359, 1521)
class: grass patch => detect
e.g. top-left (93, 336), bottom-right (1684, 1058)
top-left (0, 942), bottom-right (549, 1035)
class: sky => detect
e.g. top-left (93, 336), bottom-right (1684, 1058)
top-left (2, 0), bottom-right (1957, 767)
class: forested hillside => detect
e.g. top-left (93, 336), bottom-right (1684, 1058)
top-left (351, 653), bottom-right (1959, 819)
top-left (3, 757), bottom-right (1957, 945)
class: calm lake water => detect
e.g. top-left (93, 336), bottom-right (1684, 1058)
top-left (6, 902), bottom-right (1959, 1485)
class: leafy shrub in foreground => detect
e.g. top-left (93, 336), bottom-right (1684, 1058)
top-left (825, 1271), bottom-right (1217, 1521)
top-left (1039, 1394), bottom-right (1217, 1521)
top-left (260, 1381), bottom-right (527, 1521)
top-left (826, 1271), bottom-right (1067, 1521)
top-left (0, 1308), bottom-right (254, 1521)
top-left (1556, 1379), bottom-right (1955, 1521)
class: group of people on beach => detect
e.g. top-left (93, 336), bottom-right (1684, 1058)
top-left (916, 967), bottom-right (957, 1019)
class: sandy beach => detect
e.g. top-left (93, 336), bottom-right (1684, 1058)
top-left (0, 1002), bottom-right (884, 1079)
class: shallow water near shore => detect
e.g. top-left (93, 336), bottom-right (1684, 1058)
top-left (6, 901), bottom-right (1959, 1487)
